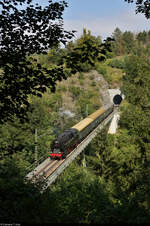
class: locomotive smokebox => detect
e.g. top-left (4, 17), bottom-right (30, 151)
top-left (113, 94), bottom-right (122, 105)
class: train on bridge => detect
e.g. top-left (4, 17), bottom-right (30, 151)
top-left (50, 104), bottom-right (114, 160)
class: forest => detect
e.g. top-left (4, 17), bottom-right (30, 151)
top-left (1, 0), bottom-right (150, 224)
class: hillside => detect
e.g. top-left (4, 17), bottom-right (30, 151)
top-left (1, 28), bottom-right (150, 224)
top-left (43, 57), bottom-right (124, 115)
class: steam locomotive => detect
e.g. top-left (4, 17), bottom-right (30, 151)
top-left (50, 105), bottom-right (114, 160)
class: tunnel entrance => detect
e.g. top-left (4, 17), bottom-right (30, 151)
top-left (113, 94), bottom-right (122, 105)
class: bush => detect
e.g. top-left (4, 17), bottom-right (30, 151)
top-left (79, 62), bottom-right (93, 72)
top-left (95, 64), bottom-right (107, 75)
top-left (78, 72), bottom-right (84, 80)
top-left (69, 86), bottom-right (81, 98)
top-left (91, 81), bottom-right (96, 86)
top-left (95, 63), bottom-right (112, 84)
top-left (108, 58), bottom-right (125, 69)
top-left (106, 51), bottom-right (115, 59)
top-left (79, 80), bottom-right (84, 86)
top-left (89, 74), bottom-right (95, 80)
top-left (70, 79), bottom-right (76, 85)
top-left (57, 85), bottom-right (67, 92)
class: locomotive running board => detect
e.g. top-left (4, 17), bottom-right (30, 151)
top-left (41, 109), bottom-right (116, 192)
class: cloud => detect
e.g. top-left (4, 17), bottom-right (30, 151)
top-left (64, 9), bottom-right (150, 40)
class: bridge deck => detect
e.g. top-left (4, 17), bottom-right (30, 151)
top-left (26, 109), bottom-right (116, 192)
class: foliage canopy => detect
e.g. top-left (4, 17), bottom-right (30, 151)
top-left (125, 0), bottom-right (150, 18)
top-left (0, 0), bottom-right (74, 123)
top-left (1, 1), bottom-right (150, 224)
top-left (65, 29), bottom-right (114, 74)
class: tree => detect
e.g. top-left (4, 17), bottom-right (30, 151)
top-left (112, 29), bottom-right (135, 55)
top-left (0, 96), bottom-right (56, 159)
top-left (122, 53), bottom-right (150, 108)
top-left (85, 127), bottom-right (150, 223)
top-left (122, 31), bottom-right (135, 54)
top-left (112, 27), bottom-right (123, 55)
top-left (121, 49), bottom-right (150, 165)
top-left (0, 0), bottom-right (74, 123)
top-left (136, 31), bottom-right (148, 44)
top-left (65, 29), bottom-right (113, 74)
top-left (125, 0), bottom-right (150, 19)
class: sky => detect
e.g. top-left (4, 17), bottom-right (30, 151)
top-left (3, 0), bottom-right (149, 40)
top-left (62, 0), bottom-right (150, 40)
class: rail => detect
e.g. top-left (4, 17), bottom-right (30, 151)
top-left (25, 152), bottom-right (49, 173)
top-left (26, 109), bottom-right (116, 191)
top-left (41, 109), bottom-right (115, 191)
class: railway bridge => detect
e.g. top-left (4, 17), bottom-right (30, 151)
top-left (26, 89), bottom-right (123, 192)
top-left (26, 107), bottom-right (117, 192)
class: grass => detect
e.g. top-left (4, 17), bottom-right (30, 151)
top-left (95, 57), bottom-right (124, 88)
top-left (54, 70), bottom-right (103, 115)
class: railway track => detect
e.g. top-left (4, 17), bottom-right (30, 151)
top-left (26, 159), bottom-right (59, 181)
top-left (26, 151), bottom-right (76, 182)
top-left (26, 109), bottom-right (116, 191)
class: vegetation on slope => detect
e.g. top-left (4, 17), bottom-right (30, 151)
top-left (1, 27), bottom-right (150, 224)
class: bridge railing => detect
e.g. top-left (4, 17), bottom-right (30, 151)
top-left (42, 110), bottom-right (115, 191)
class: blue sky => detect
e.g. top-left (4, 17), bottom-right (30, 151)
top-left (63, 0), bottom-right (131, 19)
top-left (30, 1), bottom-right (150, 39)
top-left (62, 0), bottom-right (150, 39)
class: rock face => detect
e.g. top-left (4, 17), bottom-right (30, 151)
top-left (94, 70), bottom-right (111, 109)
top-left (58, 70), bottom-right (123, 121)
